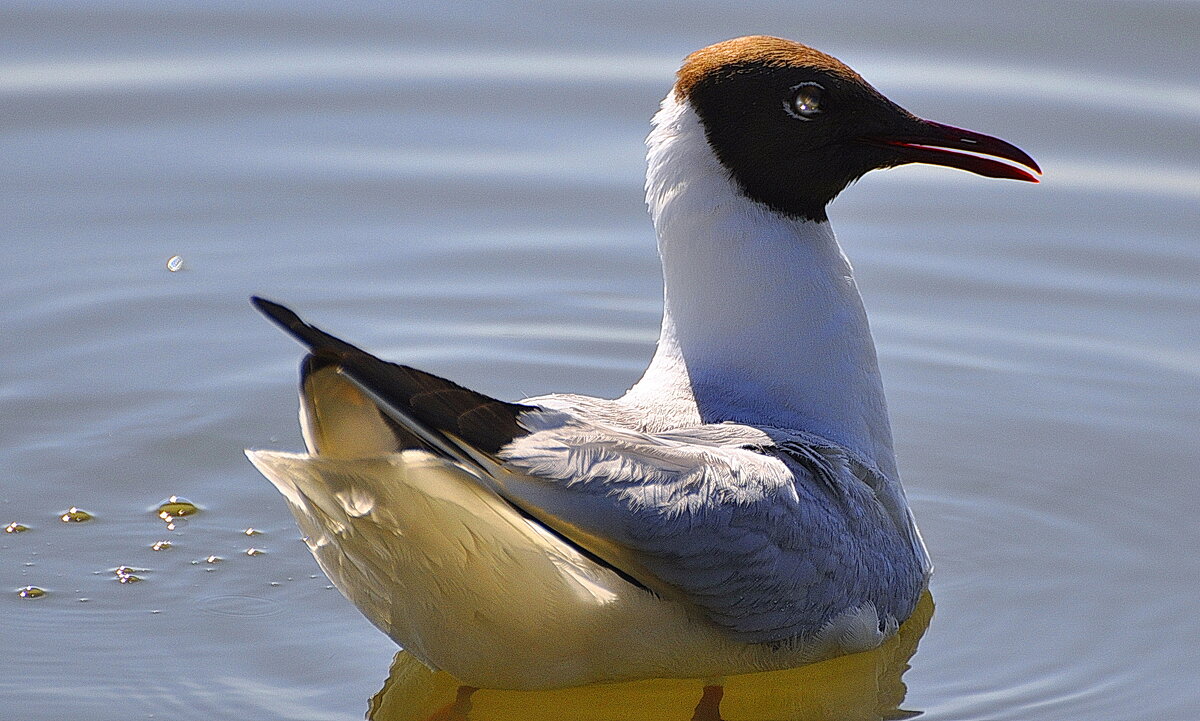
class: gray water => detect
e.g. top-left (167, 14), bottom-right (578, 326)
top-left (2, 2), bottom-right (1198, 720)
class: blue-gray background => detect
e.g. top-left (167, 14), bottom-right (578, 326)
top-left (2, 2), bottom-right (1197, 719)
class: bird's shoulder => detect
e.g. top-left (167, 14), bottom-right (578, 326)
top-left (510, 393), bottom-right (875, 499)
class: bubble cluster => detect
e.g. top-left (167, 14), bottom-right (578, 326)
top-left (8, 495), bottom-right (304, 607)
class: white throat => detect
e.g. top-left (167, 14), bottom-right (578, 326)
top-left (622, 93), bottom-right (897, 479)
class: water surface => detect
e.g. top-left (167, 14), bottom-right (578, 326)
top-left (2, 2), bottom-right (1198, 719)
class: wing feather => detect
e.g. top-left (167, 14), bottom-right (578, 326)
top-left (494, 413), bottom-right (926, 644)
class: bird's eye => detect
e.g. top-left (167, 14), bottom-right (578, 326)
top-left (786, 83), bottom-right (824, 120)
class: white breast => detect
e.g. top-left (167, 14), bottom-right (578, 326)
top-left (625, 92), bottom-right (898, 481)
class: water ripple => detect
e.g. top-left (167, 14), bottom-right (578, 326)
top-left (0, 49), bottom-right (670, 94)
top-left (891, 156), bottom-right (1200, 200)
top-left (4, 49), bottom-right (1198, 122)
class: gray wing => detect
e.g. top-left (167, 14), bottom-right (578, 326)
top-left (494, 411), bottom-right (927, 644)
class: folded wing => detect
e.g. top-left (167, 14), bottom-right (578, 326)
top-left (492, 416), bottom-right (924, 645)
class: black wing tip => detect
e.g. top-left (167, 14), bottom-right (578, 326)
top-left (250, 295), bottom-right (340, 353)
top-left (251, 295), bottom-right (301, 331)
top-left (251, 294), bottom-right (536, 457)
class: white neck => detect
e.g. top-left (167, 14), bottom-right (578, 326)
top-left (622, 93), bottom-right (896, 479)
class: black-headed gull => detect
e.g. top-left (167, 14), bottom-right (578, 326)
top-left (248, 35), bottom-right (1039, 690)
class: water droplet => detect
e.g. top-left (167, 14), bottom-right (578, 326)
top-left (60, 507), bottom-right (93, 523)
top-left (18, 586), bottom-right (46, 599)
top-left (60, 507), bottom-right (94, 523)
top-left (244, 548), bottom-right (265, 557)
top-left (114, 566), bottom-right (145, 584)
top-left (159, 496), bottom-right (199, 515)
top-left (155, 496), bottom-right (199, 526)
top-left (166, 255), bottom-right (184, 272)
top-left (151, 540), bottom-right (172, 551)
top-left (5, 522), bottom-right (29, 533)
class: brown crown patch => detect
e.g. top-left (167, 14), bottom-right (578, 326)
top-left (675, 36), bottom-right (863, 100)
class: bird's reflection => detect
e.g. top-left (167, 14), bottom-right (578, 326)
top-left (368, 591), bottom-right (933, 721)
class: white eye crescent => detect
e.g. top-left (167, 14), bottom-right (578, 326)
top-left (786, 82), bottom-right (825, 120)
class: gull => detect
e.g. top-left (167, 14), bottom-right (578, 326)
top-left (247, 35), bottom-right (1039, 691)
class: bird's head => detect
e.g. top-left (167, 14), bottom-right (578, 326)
top-left (674, 36), bottom-right (1041, 221)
